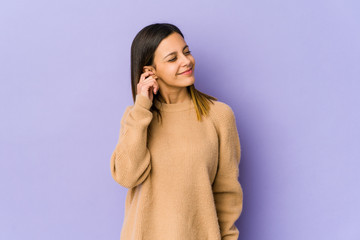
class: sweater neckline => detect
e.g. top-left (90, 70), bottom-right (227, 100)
top-left (154, 97), bottom-right (194, 112)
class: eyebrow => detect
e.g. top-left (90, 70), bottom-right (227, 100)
top-left (163, 45), bottom-right (189, 60)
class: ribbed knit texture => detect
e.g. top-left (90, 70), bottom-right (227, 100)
top-left (110, 94), bottom-right (243, 240)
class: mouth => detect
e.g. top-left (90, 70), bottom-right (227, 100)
top-left (179, 67), bottom-right (193, 75)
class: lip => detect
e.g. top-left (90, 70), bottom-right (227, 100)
top-left (179, 67), bottom-right (193, 75)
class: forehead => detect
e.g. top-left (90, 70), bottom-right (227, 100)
top-left (155, 32), bottom-right (187, 56)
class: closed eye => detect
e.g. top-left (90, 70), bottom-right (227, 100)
top-left (168, 51), bottom-right (192, 62)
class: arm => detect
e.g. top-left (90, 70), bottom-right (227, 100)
top-left (212, 104), bottom-right (243, 240)
top-left (110, 94), bottom-right (153, 188)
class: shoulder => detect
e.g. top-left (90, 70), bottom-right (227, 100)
top-left (207, 99), bottom-right (237, 134)
top-left (208, 99), bottom-right (236, 124)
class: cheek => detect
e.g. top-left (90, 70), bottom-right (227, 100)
top-left (167, 65), bottom-right (179, 77)
top-left (157, 66), bottom-right (177, 80)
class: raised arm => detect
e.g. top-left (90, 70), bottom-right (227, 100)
top-left (212, 104), bottom-right (243, 240)
top-left (110, 94), bottom-right (153, 188)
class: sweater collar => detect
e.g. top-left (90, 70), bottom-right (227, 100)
top-left (154, 96), bottom-right (194, 112)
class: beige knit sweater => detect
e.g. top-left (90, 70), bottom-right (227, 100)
top-left (110, 94), bottom-right (243, 240)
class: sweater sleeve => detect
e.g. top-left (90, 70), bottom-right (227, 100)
top-left (212, 103), bottom-right (243, 240)
top-left (110, 94), bottom-right (153, 188)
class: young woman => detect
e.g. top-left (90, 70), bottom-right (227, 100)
top-left (110, 23), bottom-right (243, 240)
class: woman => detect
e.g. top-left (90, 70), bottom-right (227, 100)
top-left (110, 23), bottom-right (243, 240)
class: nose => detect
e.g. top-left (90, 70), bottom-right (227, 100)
top-left (180, 53), bottom-right (192, 67)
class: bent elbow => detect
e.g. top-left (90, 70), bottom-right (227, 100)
top-left (110, 150), bottom-right (152, 188)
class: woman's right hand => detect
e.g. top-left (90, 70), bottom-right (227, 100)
top-left (136, 70), bottom-right (160, 102)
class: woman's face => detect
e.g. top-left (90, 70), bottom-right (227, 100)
top-left (145, 32), bottom-right (195, 90)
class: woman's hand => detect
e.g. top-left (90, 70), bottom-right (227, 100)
top-left (136, 70), bottom-right (160, 102)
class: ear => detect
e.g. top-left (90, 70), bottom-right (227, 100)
top-left (143, 65), bottom-right (156, 74)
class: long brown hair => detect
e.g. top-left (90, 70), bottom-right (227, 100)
top-left (130, 23), bottom-right (217, 124)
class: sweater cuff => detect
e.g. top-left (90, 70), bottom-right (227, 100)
top-left (135, 94), bottom-right (153, 110)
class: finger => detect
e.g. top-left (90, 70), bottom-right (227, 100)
top-left (139, 71), bottom-right (154, 83)
top-left (143, 77), bottom-right (159, 92)
top-left (142, 71), bottom-right (154, 79)
top-left (142, 78), bottom-right (157, 88)
top-left (143, 81), bottom-right (158, 95)
top-left (152, 79), bottom-right (160, 93)
top-left (140, 79), bottom-right (156, 90)
top-left (142, 76), bottom-right (157, 85)
top-left (144, 74), bottom-right (156, 82)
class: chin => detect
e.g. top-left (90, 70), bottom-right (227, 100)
top-left (185, 77), bottom-right (195, 86)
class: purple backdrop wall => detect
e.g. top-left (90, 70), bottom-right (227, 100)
top-left (1, 0), bottom-right (359, 239)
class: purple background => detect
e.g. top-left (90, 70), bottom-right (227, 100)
top-left (1, 0), bottom-right (359, 239)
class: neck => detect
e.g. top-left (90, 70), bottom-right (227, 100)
top-left (157, 88), bottom-right (191, 104)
